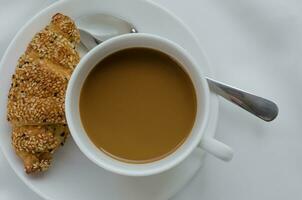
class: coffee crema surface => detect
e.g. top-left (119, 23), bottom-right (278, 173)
top-left (80, 48), bottom-right (197, 163)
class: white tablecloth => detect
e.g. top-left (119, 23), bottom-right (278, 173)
top-left (1, 0), bottom-right (302, 199)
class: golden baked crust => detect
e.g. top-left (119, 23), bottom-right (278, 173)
top-left (7, 55), bottom-right (68, 126)
top-left (12, 125), bottom-right (67, 153)
top-left (8, 97), bottom-right (65, 126)
top-left (16, 151), bottom-right (52, 173)
top-left (7, 13), bottom-right (80, 173)
top-left (12, 125), bottom-right (69, 173)
top-left (11, 55), bottom-right (69, 99)
top-left (26, 29), bottom-right (79, 70)
top-left (48, 13), bottom-right (80, 44)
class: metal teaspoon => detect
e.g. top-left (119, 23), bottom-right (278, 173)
top-left (76, 13), bottom-right (278, 122)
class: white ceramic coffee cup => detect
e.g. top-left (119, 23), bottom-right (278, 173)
top-left (66, 33), bottom-right (233, 176)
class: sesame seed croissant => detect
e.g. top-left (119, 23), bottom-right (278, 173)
top-left (7, 13), bottom-right (80, 173)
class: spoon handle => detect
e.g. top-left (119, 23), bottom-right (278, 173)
top-left (206, 77), bottom-right (278, 122)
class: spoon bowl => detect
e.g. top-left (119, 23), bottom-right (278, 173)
top-left (76, 13), bottom-right (137, 44)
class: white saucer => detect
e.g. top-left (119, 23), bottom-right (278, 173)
top-left (0, 0), bottom-right (219, 199)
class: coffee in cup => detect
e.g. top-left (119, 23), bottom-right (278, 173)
top-left (80, 47), bottom-right (197, 163)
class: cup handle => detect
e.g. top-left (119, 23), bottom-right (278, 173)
top-left (198, 137), bottom-right (234, 161)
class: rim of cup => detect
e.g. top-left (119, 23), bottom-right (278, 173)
top-left (65, 33), bottom-right (210, 176)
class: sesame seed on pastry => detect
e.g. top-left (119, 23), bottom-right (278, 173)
top-left (7, 13), bottom-right (80, 173)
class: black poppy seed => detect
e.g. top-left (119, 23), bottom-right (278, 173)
top-left (60, 132), bottom-right (65, 137)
